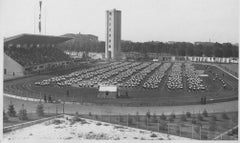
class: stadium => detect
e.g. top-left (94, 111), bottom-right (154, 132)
top-left (2, 0), bottom-right (238, 141)
top-left (3, 33), bottom-right (238, 140)
top-left (3, 34), bottom-right (238, 106)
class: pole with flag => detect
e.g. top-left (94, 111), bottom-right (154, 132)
top-left (38, 1), bottom-right (42, 34)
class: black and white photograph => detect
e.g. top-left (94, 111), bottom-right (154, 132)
top-left (1, 0), bottom-right (239, 142)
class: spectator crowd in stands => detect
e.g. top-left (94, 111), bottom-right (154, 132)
top-left (5, 46), bottom-right (71, 67)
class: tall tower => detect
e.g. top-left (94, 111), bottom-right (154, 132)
top-left (105, 9), bottom-right (121, 60)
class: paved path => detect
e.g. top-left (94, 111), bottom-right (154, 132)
top-left (4, 95), bottom-right (238, 116)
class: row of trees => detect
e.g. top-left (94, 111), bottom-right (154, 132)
top-left (121, 41), bottom-right (238, 57)
top-left (3, 103), bottom-right (44, 121)
top-left (58, 38), bottom-right (238, 58)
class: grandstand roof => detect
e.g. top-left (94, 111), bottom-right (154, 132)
top-left (4, 33), bottom-right (73, 45)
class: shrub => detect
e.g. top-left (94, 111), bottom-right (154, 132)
top-left (119, 115), bottom-right (124, 122)
top-left (75, 112), bottom-right (79, 116)
top-left (197, 113), bottom-right (203, 121)
top-left (18, 109), bottom-right (28, 120)
top-left (146, 110), bottom-right (151, 119)
top-left (36, 103), bottom-right (44, 117)
top-left (232, 128), bottom-right (238, 135)
top-left (176, 126), bottom-right (180, 135)
top-left (128, 115), bottom-right (133, 125)
top-left (159, 121), bottom-right (167, 131)
top-left (53, 119), bottom-right (61, 125)
top-left (170, 112), bottom-right (176, 119)
top-left (88, 112), bottom-right (92, 116)
top-left (180, 114), bottom-right (187, 121)
top-left (150, 133), bottom-right (157, 137)
top-left (7, 104), bottom-right (16, 117)
top-left (202, 134), bottom-right (208, 139)
top-left (3, 110), bottom-right (8, 122)
top-left (72, 112), bottom-right (81, 122)
top-left (221, 112), bottom-right (229, 120)
top-left (194, 126), bottom-right (200, 133)
top-left (191, 117), bottom-right (197, 124)
top-left (135, 112), bottom-right (139, 122)
top-left (202, 109), bottom-right (208, 117)
top-left (160, 113), bottom-right (166, 120)
top-left (210, 115), bottom-right (217, 121)
top-left (209, 121), bottom-right (217, 131)
top-left (168, 116), bottom-right (174, 122)
top-left (72, 116), bottom-right (81, 122)
top-left (186, 112), bottom-right (191, 118)
top-left (145, 117), bottom-right (149, 125)
top-left (151, 113), bottom-right (158, 123)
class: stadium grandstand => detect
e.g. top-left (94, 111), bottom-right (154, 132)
top-left (4, 33), bottom-right (73, 80)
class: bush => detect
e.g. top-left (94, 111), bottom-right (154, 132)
top-left (150, 133), bottom-right (157, 137)
top-left (202, 109), bottom-right (208, 117)
top-left (209, 121), bottom-right (217, 131)
top-left (186, 112), bottom-right (191, 118)
top-left (88, 112), bottom-right (92, 116)
top-left (3, 110), bottom-right (8, 122)
top-left (120, 115), bottom-right (124, 122)
top-left (197, 113), bottom-right (203, 121)
top-left (75, 112), bottom-right (79, 116)
top-left (146, 110), bottom-right (151, 119)
top-left (160, 113), bottom-right (166, 120)
top-left (53, 119), bottom-right (61, 125)
top-left (180, 114), bottom-right (187, 121)
top-left (202, 134), bottom-right (208, 139)
top-left (221, 112), bottom-right (229, 120)
top-left (170, 112), bottom-right (176, 119)
top-left (159, 121), bottom-right (167, 131)
top-left (135, 112), bottom-right (139, 122)
top-left (151, 113), bottom-right (158, 123)
top-left (7, 104), bottom-right (16, 117)
top-left (176, 126), bottom-right (180, 135)
top-left (191, 117), bottom-right (197, 124)
top-left (168, 116), bottom-right (174, 122)
top-left (194, 126), bottom-right (200, 133)
top-left (210, 115), bottom-right (217, 121)
top-left (128, 115), bottom-right (133, 125)
top-left (18, 109), bottom-right (28, 120)
top-left (36, 103), bottom-right (44, 117)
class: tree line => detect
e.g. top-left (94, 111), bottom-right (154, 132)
top-left (58, 39), bottom-right (238, 57)
top-left (121, 41), bottom-right (238, 57)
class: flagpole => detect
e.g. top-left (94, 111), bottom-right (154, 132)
top-left (45, 3), bottom-right (46, 35)
top-left (34, 2), bottom-right (35, 34)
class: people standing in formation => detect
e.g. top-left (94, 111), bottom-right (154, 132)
top-left (185, 63), bottom-right (206, 91)
top-left (167, 63), bottom-right (183, 90)
top-left (209, 69), bottom-right (227, 89)
top-left (34, 61), bottom-right (227, 92)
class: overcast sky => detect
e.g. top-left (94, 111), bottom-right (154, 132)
top-left (1, 0), bottom-right (239, 43)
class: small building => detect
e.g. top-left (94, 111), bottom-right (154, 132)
top-left (97, 85), bottom-right (118, 98)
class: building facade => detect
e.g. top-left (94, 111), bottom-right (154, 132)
top-left (105, 9), bottom-right (121, 60)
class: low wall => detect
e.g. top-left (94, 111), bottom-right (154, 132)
top-left (3, 114), bottom-right (63, 133)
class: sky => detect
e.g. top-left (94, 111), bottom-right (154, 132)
top-left (1, 0), bottom-right (239, 43)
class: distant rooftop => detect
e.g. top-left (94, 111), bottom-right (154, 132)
top-left (4, 33), bottom-right (73, 45)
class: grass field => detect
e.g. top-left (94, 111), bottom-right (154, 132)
top-left (3, 62), bottom-right (238, 106)
top-left (218, 63), bottom-right (238, 77)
